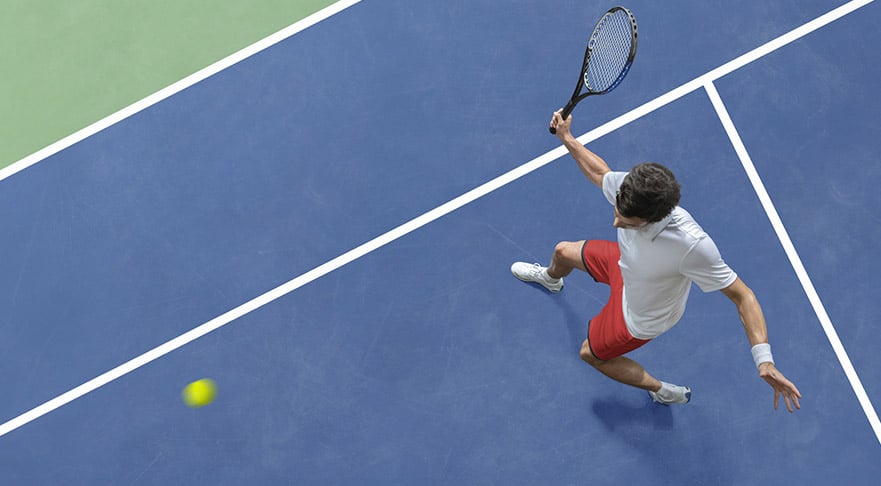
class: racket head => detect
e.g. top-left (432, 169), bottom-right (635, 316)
top-left (583, 7), bottom-right (638, 95)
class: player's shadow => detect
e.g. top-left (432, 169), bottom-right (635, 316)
top-left (551, 292), bottom-right (593, 350)
top-left (591, 397), bottom-right (719, 485)
top-left (591, 396), bottom-right (675, 431)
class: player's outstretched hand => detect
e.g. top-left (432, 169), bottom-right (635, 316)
top-left (758, 362), bottom-right (802, 412)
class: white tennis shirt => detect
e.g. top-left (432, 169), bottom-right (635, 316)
top-left (602, 171), bottom-right (737, 339)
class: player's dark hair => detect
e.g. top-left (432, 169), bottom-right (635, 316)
top-left (616, 163), bottom-right (681, 223)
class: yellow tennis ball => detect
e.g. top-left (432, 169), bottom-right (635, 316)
top-left (182, 378), bottom-right (217, 408)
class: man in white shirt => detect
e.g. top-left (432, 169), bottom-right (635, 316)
top-left (511, 111), bottom-right (801, 411)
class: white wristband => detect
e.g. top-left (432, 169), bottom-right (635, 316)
top-left (751, 343), bottom-right (774, 369)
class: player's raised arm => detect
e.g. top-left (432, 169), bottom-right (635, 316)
top-left (550, 111), bottom-right (611, 188)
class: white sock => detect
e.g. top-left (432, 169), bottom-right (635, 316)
top-left (541, 269), bottom-right (560, 282)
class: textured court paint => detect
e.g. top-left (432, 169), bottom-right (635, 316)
top-left (1, 0), bottom-right (874, 441)
top-left (0, 0), bottom-right (878, 482)
top-left (0, 0), bottom-right (338, 169)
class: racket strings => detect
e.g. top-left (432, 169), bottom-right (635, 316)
top-left (585, 11), bottom-right (634, 93)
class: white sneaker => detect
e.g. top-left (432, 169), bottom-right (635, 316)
top-left (510, 262), bottom-right (563, 293)
top-left (649, 384), bottom-right (692, 405)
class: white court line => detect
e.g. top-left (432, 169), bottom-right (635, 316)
top-left (0, 0), bottom-right (875, 438)
top-left (0, 0), bottom-right (363, 184)
top-left (704, 81), bottom-right (881, 445)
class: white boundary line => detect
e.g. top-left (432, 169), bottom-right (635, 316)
top-left (704, 81), bottom-right (881, 445)
top-left (0, 0), bottom-right (363, 183)
top-left (0, 0), bottom-right (875, 438)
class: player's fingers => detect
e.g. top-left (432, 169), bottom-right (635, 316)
top-left (773, 390), bottom-right (780, 410)
top-left (782, 379), bottom-right (802, 402)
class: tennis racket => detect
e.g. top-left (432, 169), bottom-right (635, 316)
top-left (549, 6), bottom-right (638, 134)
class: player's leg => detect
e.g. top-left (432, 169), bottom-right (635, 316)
top-left (579, 339), bottom-right (660, 391)
top-left (510, 240), bottom-right (589, 292)
top-left (580, 340), bottom-right (691, 404)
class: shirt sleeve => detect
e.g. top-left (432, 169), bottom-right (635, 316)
top-left (680, 236), bottom-right (738, 292)
top-left (602, 171), bottom-right (628, 206)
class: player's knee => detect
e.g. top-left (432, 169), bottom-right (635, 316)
top-left (580, 339), bottom-right (601, 366)
top-left (554, 241), bottom-right (580, 266)
top-left (553, 241), bottom-right (572, 258)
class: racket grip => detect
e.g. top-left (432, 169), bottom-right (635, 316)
top-left (549, 103), bottom-right (575, 135)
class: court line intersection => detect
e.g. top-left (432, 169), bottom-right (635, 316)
top-left (705, 80), bottom-right (880, 443)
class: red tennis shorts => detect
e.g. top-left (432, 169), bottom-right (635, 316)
top-left (581, 240), bottom-right (650, 360)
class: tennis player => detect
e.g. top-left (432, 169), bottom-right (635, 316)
top-left (511, 110), bottom-right (801, 411)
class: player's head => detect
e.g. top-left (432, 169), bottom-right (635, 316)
top-left (615, 163), bottom-right (681, 224)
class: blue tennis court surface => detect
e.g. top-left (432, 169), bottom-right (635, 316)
top-left (1, 0), bottom-right (879, 483)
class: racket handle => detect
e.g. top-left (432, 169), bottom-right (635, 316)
top-left (549, 102), bottom-right (575, 135)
